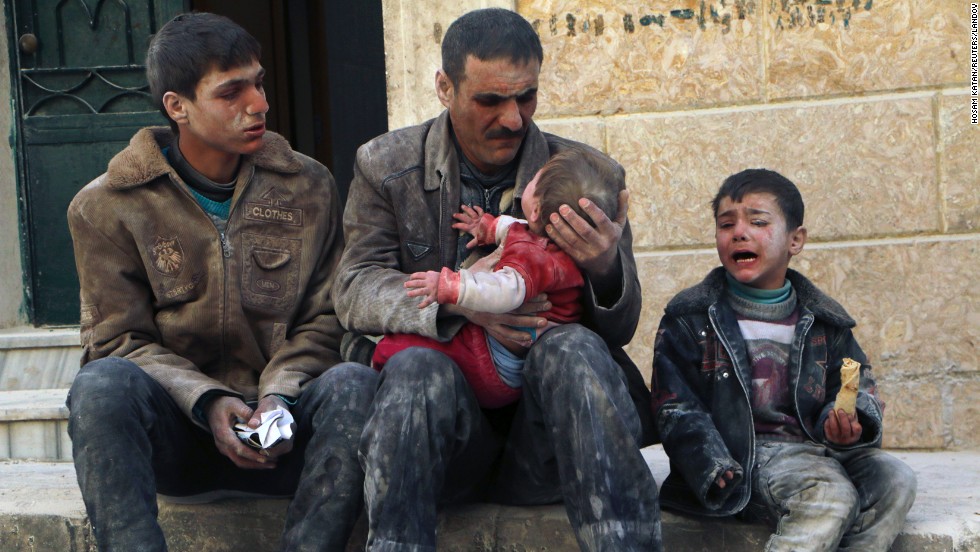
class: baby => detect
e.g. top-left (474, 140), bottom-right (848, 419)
top-left (372, 148), bottom-right (620, 408)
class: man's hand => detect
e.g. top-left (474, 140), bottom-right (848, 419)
top-left (445, 294), bottom-right (550, 348)
top-left (452, 204), bottom-right (488, 249)
top-left (824, 408), bottom-right (863, 445)
top-left (545, 190), bottom-right (629, 279)
top-left (405, 270), bottom-right (442, 309)
top-left (546, 189), bottom-right (628, 281)
top-left (205, 396), bottom-right (276, 469)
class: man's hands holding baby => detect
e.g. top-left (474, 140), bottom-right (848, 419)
top-left (546, 189), bottom-right (628, 282)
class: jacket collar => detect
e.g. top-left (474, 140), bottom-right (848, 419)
top-left (424, 110), bottom-right (549, 197)
top-left (425, 112), bottom-right (456, 192)
top-left (104, 127), bottom-right (303, 190)
top-left (666, 266), bottom-right (855, 328)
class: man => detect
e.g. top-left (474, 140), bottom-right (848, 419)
top-left (335, 8), bottom-right (661, 551)
top-left (66, 13), bottom-right (376, 551)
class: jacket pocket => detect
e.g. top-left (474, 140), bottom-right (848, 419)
top-left (241, 232), bottom-right (302, 311)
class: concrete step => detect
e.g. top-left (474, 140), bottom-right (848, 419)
top-left (0, 327), bottom-right (79, 461)
top-left (0, 328), bottom-right (81, 391)
top-left (0, 447), bottom-right (977, 551)
top-left (0, 389), bottom-right (71, 461)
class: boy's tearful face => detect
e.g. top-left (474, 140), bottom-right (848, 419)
top-left (714, 192), bottom-right (806, 290)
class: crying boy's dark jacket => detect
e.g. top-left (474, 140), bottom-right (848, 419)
top-left (650, 266), bottom-right (884, 517)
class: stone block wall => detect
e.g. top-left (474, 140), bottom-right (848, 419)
top-left (382, 0), bottom-right (977, 449)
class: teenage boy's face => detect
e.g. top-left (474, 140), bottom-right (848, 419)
top-left (173, 59), bottom-right (269, 161)
top-left (714, 192), bottom-right (806, 290)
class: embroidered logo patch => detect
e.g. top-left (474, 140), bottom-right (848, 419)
top-left (255, 278), bottom-right (282, 292)
top-left (151, 236), bottom-right (184, 276)
top-left (163, 272), bottom-right (204, 299)
top-left (245, 187), bottom-right (302, 226)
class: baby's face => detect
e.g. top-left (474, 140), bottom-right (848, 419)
top-left (522, 169), bottom-right (545, 235)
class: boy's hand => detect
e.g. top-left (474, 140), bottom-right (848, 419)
top-left (247, 395), bottom-right (295, 461)
top-left (206, 396), bottom-right (276, 470)
top-left (546, 189), bottom-right (628, 281)
top-left (715, 469), bottom-right (736, 489)
top-left (452, 204), bottom-right (487, 248)
top-left (825, 408), bottom-right (863, 445)
top-left (405, 271), bottom-right (442, 309)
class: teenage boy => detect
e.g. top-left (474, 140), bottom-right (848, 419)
top-left (66, 13), bottom-right (376, 551)
top-left (651, 168), bottom-right (917, 551)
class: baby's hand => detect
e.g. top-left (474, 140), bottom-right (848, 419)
top-left (715, 469), bottom-right (736, 489)
top-left (452, 205), bottom-right (486, 248)
top-left (405, 271), bottom-right (441, 309)
top-left (824, 408), bottom-right (863, 445)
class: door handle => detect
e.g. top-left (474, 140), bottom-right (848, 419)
top-left (19, 33), bottom-right (38, 55)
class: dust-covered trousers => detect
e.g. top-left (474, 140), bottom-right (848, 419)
top-left (746, 440), bottom-right (917, 552)
top-left (67, 356), bottom-right (378, 552)
top-left (360, 323), bottom-right (663, 552)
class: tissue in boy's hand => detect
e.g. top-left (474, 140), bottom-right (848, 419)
top-left (233, 407), bottom-right (295, 450)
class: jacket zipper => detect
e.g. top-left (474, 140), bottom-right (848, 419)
top-left (167, 174), bottom-right (233, 386)
top-left (791, 312), bottom-right (817, 442)
top-left (483, 187), bottom-right (493, 212)
top-left (440, 173), bottom-right (451, 268)
top-left (220, 165), bottom-right (255, 379)
top-left (220, 231), bottom-right (231, 258)
top-left (709, 305), bottom-right (755, 511)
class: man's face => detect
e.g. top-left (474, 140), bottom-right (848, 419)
top-left (437, 55), bottom-right (539, 175)
top-left (714, 192), bottom-right (806, 290)
top-left (172, 59), bottom-right (269, 170)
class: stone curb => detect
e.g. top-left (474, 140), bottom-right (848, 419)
top-left (1, 447), bottom-right (977, 551)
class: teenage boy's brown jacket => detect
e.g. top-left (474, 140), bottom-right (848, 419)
top-left (67, 127), bottom-right (345, 422)
top-left (335, 110), bottom-right (655, 443)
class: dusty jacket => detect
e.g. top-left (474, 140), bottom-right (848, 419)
top-left (335, 110), bottom-right (654, 442)
top-left (651, 267), bottom-right (884, 517)
top-left (68, 127), bottom-right (345, 421)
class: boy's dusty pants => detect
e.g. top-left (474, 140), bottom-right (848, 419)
top-left (359, 323), bottom-right (662, 552)
top-left (747, 440), bottom-right (917, 552)
top-left (67, 357), bottom-right (377, 552)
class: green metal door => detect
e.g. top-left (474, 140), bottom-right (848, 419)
top-left (8, 0), bottom-right (185, 325)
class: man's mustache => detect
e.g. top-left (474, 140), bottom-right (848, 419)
top-left (485, 127), bottom-right (525, 140)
